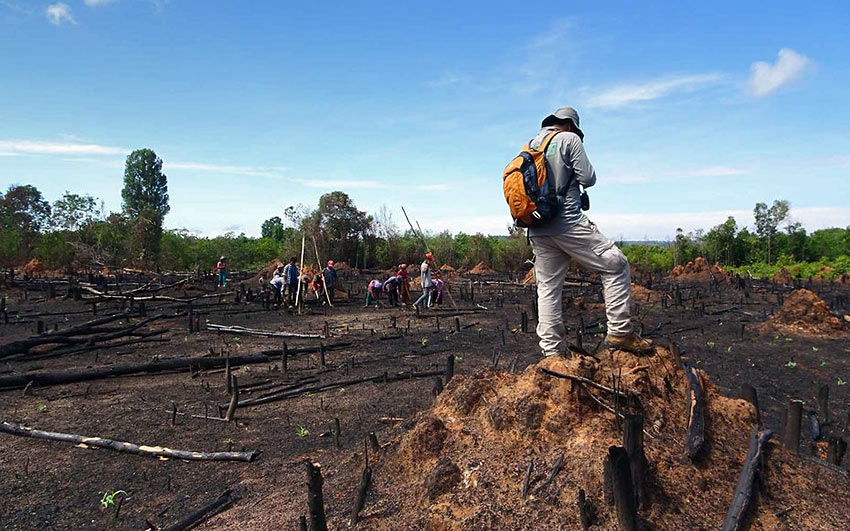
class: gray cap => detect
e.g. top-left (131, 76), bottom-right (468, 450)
top-left (541, 106), bottom-right (584, 139)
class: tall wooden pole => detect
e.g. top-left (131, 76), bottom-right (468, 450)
top-left (296, 233), bottom-right (306, 314)
top-left (312, 236), bottom-right (333, 308)
top-left (400, 205), bottom-right (458, 309)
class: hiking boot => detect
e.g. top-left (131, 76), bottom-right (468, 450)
top-left (604, 333), bottom-right (654, 355)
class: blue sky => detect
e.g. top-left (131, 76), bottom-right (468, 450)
top-left (1, 1), bottom-right (848, 240)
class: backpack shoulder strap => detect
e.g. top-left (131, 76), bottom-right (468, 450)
top-left (532, 130), bottom-right (562, 153)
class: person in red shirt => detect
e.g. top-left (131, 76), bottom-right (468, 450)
top-left (396, 263), bottom-right (411, 305)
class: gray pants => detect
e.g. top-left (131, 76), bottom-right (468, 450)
top-left (414, 286), bottom-right (432, 308)
top-left (531, 218), bottom-right (633, 355)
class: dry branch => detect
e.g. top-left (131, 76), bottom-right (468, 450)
top-left (0, 353), bottom-right (272, 390)
top-left (206, 323), bottom-right (323, 339)
top-left (159, 489), bottom-right (238, 531)
top-left (0, 422), bottom-right (258, 462)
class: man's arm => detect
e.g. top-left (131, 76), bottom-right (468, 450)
top-left (562, 133), bottom-right (597, 188)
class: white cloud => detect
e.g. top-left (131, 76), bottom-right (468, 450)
top-left (84, 0), bottom-right (115, 6)
top-left (0, 139), bottom-right (125, 156)
top-left (297, 179), bottom-right (386, 189)
top-left (748, 48), bottom-right (811, 97)
top-left (585, 73), bottom-right (725, 108)
top-left (45, 2), bottom-right (75, 25)
top-left (165, 162), bottom-right (288, 179)
top-left (607, 165), bottom-right (747, 184)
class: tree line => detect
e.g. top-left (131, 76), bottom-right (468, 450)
top-left (2, 153), bottom-right (848, 280)
top-left (622, 200), bottom-right (850, 278)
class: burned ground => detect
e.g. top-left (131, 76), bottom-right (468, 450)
top-left (0, 269), bottom-right (848, 529)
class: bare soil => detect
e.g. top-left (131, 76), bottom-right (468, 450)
top-left (0, 269), bottom-right (849, 530)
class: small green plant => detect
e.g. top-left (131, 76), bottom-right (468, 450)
top-left (455, 355), bottom-right (463, 362)
top-left (821, 360), bottom-right (828, 367)
top-left (784, 337), bottom-right (793, 342)
top-left (726, 346), bottom-right (733, 353)
top-left (223, 437), bottom-right (235, 449)
top-left (420, 337), bottom-right (428, 347)
top-left (100, 490), bottom-right (127, 510)
top-left (296, 426), bottom-right (309, 437)
top-left (705, 341), bottom-right (715, 348)
top-left (37, 404), bottom-right (47, 413)
top-left (785, 360), bottom-right (797, 369)
top-left (812, 346), bottom-right (820, 352)
top-left (838, 378), bottom-right (846, 386)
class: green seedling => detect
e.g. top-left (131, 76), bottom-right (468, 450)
top-left (37, 404), bottom-right (47, 413)
top-left (705, 341), bottom-right (715, 348)
top-left (784, 337), bottom-right (793, 342)
top-left (100, 490), bottom-right (127, 510)
top-left (821, 360), bottom-right (827, 367)
top-left (455, 355), bottom-right (463, 362)
top-left (726, 346), bottom-right (733, 353)
top-left (223, 437), bottom-right (235, 448)
top-left (785, 360), bottom-right (797, 369)
top-left (420, 337), bottom-right (428, 347)
top-left (296, 426), bottom-right (309, 437)
top-left (838, 378), bottom-right (846, 386)
top-left (812, 346), bottom-right (819, 352)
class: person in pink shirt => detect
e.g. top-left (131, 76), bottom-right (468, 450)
top-left (365, 279), bottom-right (383, 308)
top-left (216, 256), bottom-right (227, 287)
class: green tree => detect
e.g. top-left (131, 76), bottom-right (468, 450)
top-left (261, 216), bottom-right (286, 241)
top-left (753, 199), bottom-right (790, 265)
top-left (52, 191), bottom-right (103, 231)
top-left (122, 149), bottom-right (170, 265)
top-left (304, 191), bottom-right (371, 265)
top-left (0, 184), bottom-right (51, 264)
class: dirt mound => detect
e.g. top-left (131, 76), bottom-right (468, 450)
top-left (765, 289), bottom-right (846, 336)
top-left (364, 347), bottom-right (849, 529)
top-left (21, 259), bottom-right (46, 276)
top-left (631, 283), bottom-right (663, 303)
top-left (772, 268), bottom-right (793, 284)
top-left (333, 261), bottom-right (353, 273)
top-left (468, 261), bottom-right (497, 276)
top-left (250, 259), bottom-right (285, 285)
top-left (670, 257), bottom-right (727, 283)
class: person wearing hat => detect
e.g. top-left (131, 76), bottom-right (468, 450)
top-left (396, 263), bottom-right (411, 305)
top-left (216, 256), bottom-right (228, 288)
top-left (414, 252), bottom-right (434, 309)
top-left (530, 107), bottom-right (652, 359)
top-left (282, 256), bottom-right (299, 307)
top-left (322, 260), bottom-right (338, 303)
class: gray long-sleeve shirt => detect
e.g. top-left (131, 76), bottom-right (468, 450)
top-left (527, 127), bottom-right (597, 236)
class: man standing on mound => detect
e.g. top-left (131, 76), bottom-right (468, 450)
top-left (528, 107), bottom-right (652, 358)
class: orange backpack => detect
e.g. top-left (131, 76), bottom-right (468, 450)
top-left (502, 131), bottom-right (561, 228)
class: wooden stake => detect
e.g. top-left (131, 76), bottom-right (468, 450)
top-left (445, 354), bottom-right (455, 384)
top-left (817, 385), bottom-right (829, 425)
top-left (225, 375), bottom-right (239, 422)
top-left (783, 399), bottom-right (802, 454)
top-left (350, 465), bottom-right (372, 526)
top-left (607, 446), bottom-right (638, 531)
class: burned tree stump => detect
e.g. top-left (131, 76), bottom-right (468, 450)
top-left (739, 384), bottom-right (761, 426)
top-left (445, 354), bottom-right (455, 384)
top-left (720, 426), bottom-right (773, 531)
top-left (224, 375), bottom-right (239, 422)
top-left (623, 414), bottom-right (646, 509)
top-left (306, 461), bottom-right (328, 531)
top-left (577, 488), bottom-right (593, 530)
top-left (606, 446), bottom-right (638, 531)
top-left (683, 363), bottom-right (705, 460)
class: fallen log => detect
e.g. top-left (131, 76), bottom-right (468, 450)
top-left (683, 363), bottom-right (706, 460)
top-left (206, 323), bottom-right (323, 339)
top-left (720, 426), bottom-right (773, 531)
top-left (159, 489), bottom-right (238, 531)
top-left (0, 312), bottom-right (134, 358)
top-left (0, 353), bottom-right (272, 390)
top-left (229, 369), bottom-right (445, 409)
top-left (0, 421), bottom-right (259, 462)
